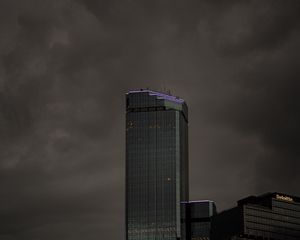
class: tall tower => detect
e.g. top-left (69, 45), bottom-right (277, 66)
top-left (126, 89), bottom-right (189, 240)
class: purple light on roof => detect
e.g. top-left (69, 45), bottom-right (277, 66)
top-left (128, 89), bottom-right (185, 104)
top-left (188, 200), bottom-right (214, 203)
top-left (180, 200), bottom-right (214, 204)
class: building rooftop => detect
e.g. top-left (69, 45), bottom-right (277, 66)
top-left (238, 192), bottom-right (300, 207)
top-left (182, 200), bottom-right (215, 204)
top-left (128, 89), bottom-right (185, 104)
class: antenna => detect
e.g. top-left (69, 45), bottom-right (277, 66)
top-left (162, 80), bottom-right (167, 94)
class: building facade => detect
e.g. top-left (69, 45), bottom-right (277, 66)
top-left (211, 192), bottom-right (300, 240)
top-left (182, 201), bottom-right (217, 240)
top-left (126, 89), bottom-right (189, 240)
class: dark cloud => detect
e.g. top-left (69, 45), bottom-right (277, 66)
top-left (207, 1), bottom-right (300, 55)
top-left (0, 0), bottom-right (299, 239)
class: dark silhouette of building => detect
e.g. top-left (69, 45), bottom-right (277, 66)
top-left (211, 192), bottom-right (300, 240)
top-left (125, 89), bottom-right (189, 240)
top-left (182, 200), bottom-right (217, 240)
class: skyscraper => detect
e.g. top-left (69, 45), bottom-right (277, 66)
top-left (126, 89), bottom-right (189, 240)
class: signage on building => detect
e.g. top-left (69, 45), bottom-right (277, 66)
top-left (276, 194), bottom-right (294, 202)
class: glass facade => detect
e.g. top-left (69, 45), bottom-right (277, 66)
top-left (243, 194), bottom-right (300, 240)
top-left (126, 90), bottom-right (189, 240)
top-left (190, 201), bottom-right (216, 240)
top-left (182, 201), bottom-right (217, 240)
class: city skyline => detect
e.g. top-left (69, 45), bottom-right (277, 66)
top-left (1, 1), bottom-right (300, 240)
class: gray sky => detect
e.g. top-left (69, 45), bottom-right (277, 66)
top-left (0, 0), bottom-right (300, 239)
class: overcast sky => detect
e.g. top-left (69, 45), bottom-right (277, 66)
top-left (0, 0), bottom-right (300, 239)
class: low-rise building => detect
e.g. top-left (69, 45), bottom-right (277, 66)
top-left (211, 192), bottom-right (300, 240)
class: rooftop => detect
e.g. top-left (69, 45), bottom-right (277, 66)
top-left (238, 192), bottom-right (300, 206)
top-left (128, 89), bottom-right (185, 104)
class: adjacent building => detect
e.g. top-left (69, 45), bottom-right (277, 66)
top-left (182, 200), bottom-right (217, 240)
top-left (125, 89), bottom-right (189, 240)
top-left (211, 192), bottom-right (300, 240)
